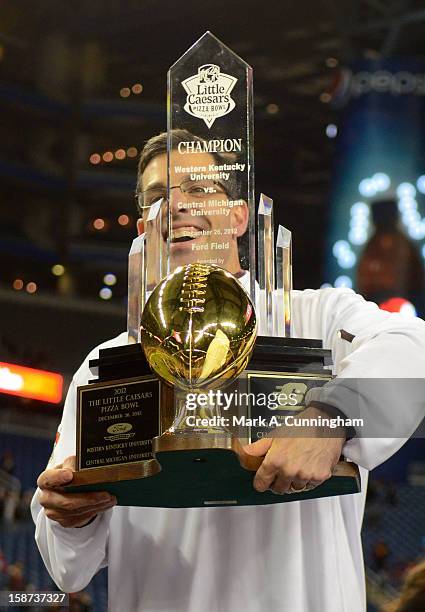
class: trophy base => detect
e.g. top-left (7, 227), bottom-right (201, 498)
top-left (67, 338), bottom-right (361, 507)
top-left (66, 433), bottom-right (360, 508)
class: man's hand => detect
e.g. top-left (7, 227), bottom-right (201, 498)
top-left (37, 456), bottom-right (116, 528)
top-left (244, 406), bottom-right (346, 494)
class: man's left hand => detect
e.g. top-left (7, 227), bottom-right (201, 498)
top-left (244, 406), bottom-right (346, 494)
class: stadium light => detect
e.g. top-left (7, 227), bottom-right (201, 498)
top-left (0, 362), bottom-right (63, 404)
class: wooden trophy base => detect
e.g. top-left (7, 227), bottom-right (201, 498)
top-left (66, 432), bottom-right (360, 507)
top-left (65, 340), bottom-right (361, 507)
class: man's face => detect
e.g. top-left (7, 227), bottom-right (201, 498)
top-left (139, 150), bottom-right (248, 274)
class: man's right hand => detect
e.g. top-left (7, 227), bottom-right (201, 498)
top-left (37, 456), bottom-right (117, 528)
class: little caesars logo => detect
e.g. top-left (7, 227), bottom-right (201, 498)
top-left (182, 64), bottom-right (237, 128)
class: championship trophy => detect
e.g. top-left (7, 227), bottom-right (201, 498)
top-left (67, 32), bottom-right (360, 506)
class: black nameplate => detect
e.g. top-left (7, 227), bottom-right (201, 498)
top-left (76, 376), bottom-right (160, 470)
top-left (246, 372), bottom-right (333, 442)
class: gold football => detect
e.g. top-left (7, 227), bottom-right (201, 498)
top-left (140, 264), bottom-right (257, 389)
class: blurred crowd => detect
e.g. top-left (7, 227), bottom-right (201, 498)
top-left (364, 479), bottom-right (399, 529)
top-left (365, 479), bottom-right (425, 590)
top-left (0, 555), bottom-right (93, 611)
top-left (0, 451), bottom-right (33, 523)
top-left (362, 478), bottom-right (425, 612)
top-left (382, 560), bottom-right (425, 612)
top-left (0, 450), bottom-right (94, 610)
top-left (0, 545), bottom-right (93, 612)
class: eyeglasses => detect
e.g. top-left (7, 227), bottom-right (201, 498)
top-left (136, 179), bottom-right (227, 211)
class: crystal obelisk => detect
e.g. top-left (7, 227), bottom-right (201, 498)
top-left (167, 31), bottom-right (255, 303)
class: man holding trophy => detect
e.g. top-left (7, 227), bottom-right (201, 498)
top-left (31, 33), bottom-right (425, 611)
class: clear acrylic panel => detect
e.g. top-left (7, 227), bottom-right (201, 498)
top-left (257, 194), bottom-right (275, 336)
top-left (145, 197), bottom-right (168, 290)
top-left (127, 233), bottom-right (146, 344)
top-left (275, 225), bottom-right (292, 337)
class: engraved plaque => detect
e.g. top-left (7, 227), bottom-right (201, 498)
top-left (246, 372), bottom-right (333, 442)
top-left (76, 377), bottom-right (160, 470)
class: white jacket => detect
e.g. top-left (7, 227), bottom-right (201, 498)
top-left (31, 288), bottom-right (425, 612)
